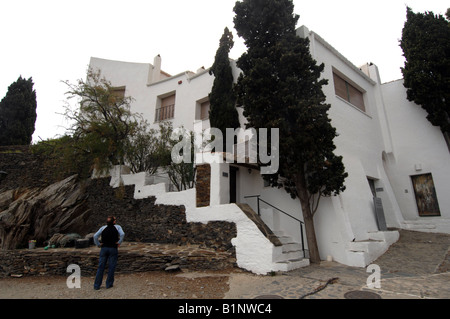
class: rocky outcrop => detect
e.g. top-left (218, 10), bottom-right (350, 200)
top-left (0, 175), bottom-right (91, 250)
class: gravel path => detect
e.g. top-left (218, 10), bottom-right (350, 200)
top-left (0, 270), bottom-right (237, 299)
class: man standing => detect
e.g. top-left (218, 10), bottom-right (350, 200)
top-left (93, 216), bottom-right (125, 290)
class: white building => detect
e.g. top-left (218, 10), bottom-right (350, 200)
top-left (89, 25), bottom-right (450, 274)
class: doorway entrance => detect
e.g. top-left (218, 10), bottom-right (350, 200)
top-left (367, 177), bottom-right (387, 231)
top-left (230, 166), bottom-right (239, 204)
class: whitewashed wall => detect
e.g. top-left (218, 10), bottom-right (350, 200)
top-left (381, 80), bottom-right (450, 233)
top-left (89, 57), bottom-right (214, 133)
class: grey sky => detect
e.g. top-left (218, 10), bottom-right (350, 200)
top-left (0, 0), bottom-right (448, 141)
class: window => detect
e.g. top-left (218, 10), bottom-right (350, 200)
top-left (195, 98), bottom-right (210, 121)
top-left (155, 94), bottom-right (175, 122)
top-left (333, 73), bottom-right (365, 112)
top-left (200, 100), bottom-right (210, 120)
top-left (111, 86), bottom-right (126, 99)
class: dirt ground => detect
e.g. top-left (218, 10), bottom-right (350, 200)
top-left (0, 269), bottom-right (238, 299)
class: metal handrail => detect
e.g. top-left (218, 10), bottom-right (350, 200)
top-left (244, 195), bottom-right (307, 258)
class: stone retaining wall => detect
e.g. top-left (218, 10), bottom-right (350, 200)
top-left (0, 243), bottom-right (237, 278)
top-left (85, 178), bottom-right (237, 251)
top-left (0, 148), bottom-right (239, 275)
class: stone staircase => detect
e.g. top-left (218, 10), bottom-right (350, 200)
top-left (272, 230), bottom-right (309, 271)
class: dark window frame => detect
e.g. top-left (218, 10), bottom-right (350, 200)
top-left (333, 72), bottom-right (366, 112)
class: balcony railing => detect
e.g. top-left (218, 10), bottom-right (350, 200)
top-left (155, 104), bottom-right (175, 122)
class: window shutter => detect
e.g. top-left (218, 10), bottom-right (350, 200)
top-left (162, 94), bottom-right (176, 108)
top-left (333, 72), bottom-right (365, 112)
top-left (348, 84), bottom-right (365, 112)
top-left (333, 73), bottom-right (348, 101)
top-left (111, 86), bottom-right (126, 99)
top-left (200, 101), bottom-right (210, 120)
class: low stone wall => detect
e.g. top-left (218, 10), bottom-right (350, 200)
top-left (0, 243), bottom-right (237, 278)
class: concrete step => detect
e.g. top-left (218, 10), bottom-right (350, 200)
top-left (346, 240), bottom-right (385, 253)
top-left (277, 235), bottom-right (294, 244)
top-left (402, 221), bottom-right (437, 230)
top-left (368, 230), bottom-right (400, 244)
top-left (273, 249), bottom-right (304, 262)
top-left (344, 230), bottom-right (400, 267)
top-left (272, 229), bottom-right (303, 251)
top-left (282, 242), bottom-right (303, 253)
top-left (271, 231), bottom-right (308, 270)
top-left (276, 239), bottom-right (304, 254)
top-left (273, 234), bottom-right (305, 263)
top-left (401, 219), bottom-right (450, 233)
top-left (274, 258), bottom-right (310, 272)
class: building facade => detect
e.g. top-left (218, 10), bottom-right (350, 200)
top-left (89, 25), bottom-right (450, 274)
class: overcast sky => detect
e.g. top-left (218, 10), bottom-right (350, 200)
top-left (0, 0), bottom-right (448, 142)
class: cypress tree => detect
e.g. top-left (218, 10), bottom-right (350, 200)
top-left (400, 7), bottom-right (450, 151)
top-left (0, 76), bottom-right (37, 146)
top-left (233, 0), bottom-right (347, 263)
top-left (209, 27), bottom-right (240, 148)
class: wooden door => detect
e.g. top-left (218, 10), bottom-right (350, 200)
top-left (411, 173), bottom-right (441, 217)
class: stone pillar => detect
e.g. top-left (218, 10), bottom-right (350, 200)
top-left (196, 164), bottom-right (211, 207)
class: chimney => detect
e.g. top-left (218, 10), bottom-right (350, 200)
top-left (149, 54), bottom-right (162, 84)
top-left (359, 63), bottom-right (371, 78)
top-left (197, 66), bottom-right (205, 74)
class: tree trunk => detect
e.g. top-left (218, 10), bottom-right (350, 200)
top-left (443, 131), bottom-right (450, 153)
top-left (296, 173), bottom-right (321, 264)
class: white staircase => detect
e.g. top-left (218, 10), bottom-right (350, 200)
top-left (344, 230), bottom-right (400, 267)
top-left (272, 231), bottom-right (309, 271)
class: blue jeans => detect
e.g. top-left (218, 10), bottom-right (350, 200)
top-left (94, 247), bottom-right (118, 289)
